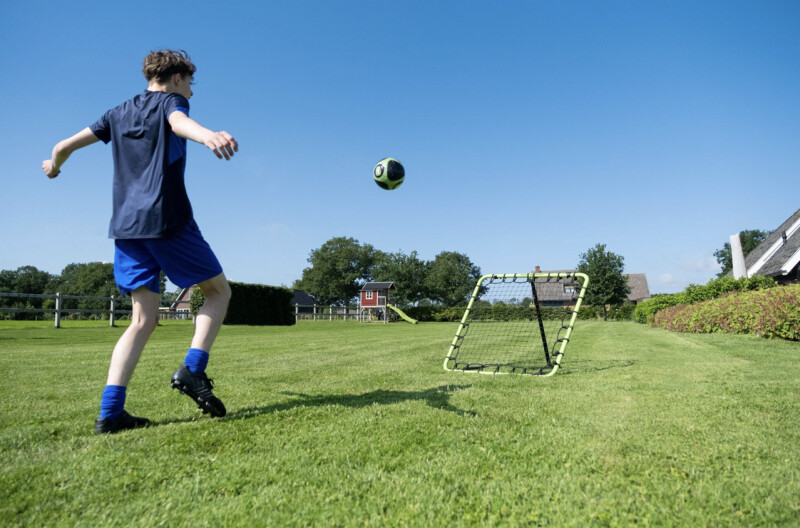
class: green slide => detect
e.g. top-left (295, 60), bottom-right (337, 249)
top-left (386, 304), bottom-right (418, 324)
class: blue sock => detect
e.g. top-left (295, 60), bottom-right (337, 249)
top-left (99, 385), bottom-right (126, 420)
top-left (184, 348), bottom-right (209, 374)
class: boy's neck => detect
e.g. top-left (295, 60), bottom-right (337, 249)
top-left (147, 80), bottom-right (170, 93)
top-left (147, 74), bottom-right (192, 99)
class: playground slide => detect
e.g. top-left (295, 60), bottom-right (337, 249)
top-left (386, 304), bottom-right (418, 324)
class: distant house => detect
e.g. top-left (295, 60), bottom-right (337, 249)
top-left (733, 207), bottom-right (800, 285)
top-left (291, 289), bottom-right (317, 315)
top-left (158, 285), bottom-right (196, 320)
top-left (533, 271), bottom-right (650, 307)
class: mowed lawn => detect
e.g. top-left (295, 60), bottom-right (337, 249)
top-left (1, 319), bottom-right (799, 526)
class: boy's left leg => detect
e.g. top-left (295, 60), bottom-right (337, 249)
top-left (144, 221), bottom-right (228, 417)
top-left (95, 286), bottom-right (160, 434)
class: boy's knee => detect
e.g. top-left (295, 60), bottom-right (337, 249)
top-left (133, 314), bottom-right (159, 334)
top-left (199, 274), bottom-right (231, 303)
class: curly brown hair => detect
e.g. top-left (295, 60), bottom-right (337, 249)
top-left (142, 49), bottom-right (197, 82)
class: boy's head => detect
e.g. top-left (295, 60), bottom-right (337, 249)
top-left (142, 50), bottom-right (196, 84)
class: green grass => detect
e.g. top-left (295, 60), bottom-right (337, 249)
top-left (1, 320), bottom-right (799, 526)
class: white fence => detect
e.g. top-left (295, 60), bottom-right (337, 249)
top-left (293, 304), bottom-right (392, 323)
top-left (0, 292), bottom-right (189, 328)
top-left (2, 292), bottom-right (392, 327)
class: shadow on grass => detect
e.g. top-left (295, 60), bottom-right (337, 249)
top-left (557, 359), bottom-right (637, 375)
top-left (227, 384), bottom-right (477, 420)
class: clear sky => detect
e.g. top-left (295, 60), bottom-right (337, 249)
top-left (3, 1), bottom-right (799, 294)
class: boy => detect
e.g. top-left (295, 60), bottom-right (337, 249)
top-left (42, 50), bottom-right (239, 434)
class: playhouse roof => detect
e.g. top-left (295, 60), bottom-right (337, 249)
top-left (361, 282), bottom-right (395, 291)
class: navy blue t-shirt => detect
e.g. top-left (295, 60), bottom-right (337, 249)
top-left (90, 91), bottom-right (193, 239)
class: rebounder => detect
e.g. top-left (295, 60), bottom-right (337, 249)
top-left (445, 272), bottom-right (589, 376)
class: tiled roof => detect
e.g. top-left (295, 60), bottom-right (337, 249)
top-left (533, 272), bottom-right (650, 303)
top-left (743, 208), bottom-right (800, 278)
top-left (292, 290), bottom-right (317, 305)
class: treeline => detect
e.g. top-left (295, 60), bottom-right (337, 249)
top-left (293, 237), bottom-right (484, 307)
top-left (0, 264), bottom-right (170, 319)
top-left (293, 238), bottom-right (634, 315)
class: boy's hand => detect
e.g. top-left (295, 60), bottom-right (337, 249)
top-left (168, 111), bottom-right (238, 160)
top-left (203, 131), bottom-right (238, 160)
top-left (42, 128), bottom-right (99, 179)
top-left (42, 159), bottom-right (60, 178)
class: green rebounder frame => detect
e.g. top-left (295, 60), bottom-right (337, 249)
top-left (445, 272), bottom-right (589, 377)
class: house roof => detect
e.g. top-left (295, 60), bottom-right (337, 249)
top-left (741, 208), bottom-right (800, 278)
top-left (532, 272), bottom-right (650, 303)
top-left (624, 273), bottom-right (652, 302)
top-left (291, 289), bottom-right (317, 305)
top-left (361, 282), bottom-right (395, 291)
top-left (170, 285), bottom-right (197, 310)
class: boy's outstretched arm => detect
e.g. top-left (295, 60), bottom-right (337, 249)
top-left (168, 111), bottom-right (238, 160)
top-left (42, 128), bottom-right (100, 178)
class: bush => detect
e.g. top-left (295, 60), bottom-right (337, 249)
top-left (402, 304), bottom-right (602, 323)
top-left (190, 282), bottom-right (294, 326)
top-left (634, 275), bottom-right (777, 323)
top-left (652, 284), bottom-right (800, 340)
top-left (634, 293), bottom-right (688, 324)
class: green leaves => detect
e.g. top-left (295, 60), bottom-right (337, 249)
top-left (577, 243), bottom-right (631, 320)
top-left (653, 284), bottom-right (800, 340)
top-left (295, 237), bottom-right (380, 306)
top-left (713, 229), bottom-right (771, 277)
top-left (295, 238), bottom-right (482, 307)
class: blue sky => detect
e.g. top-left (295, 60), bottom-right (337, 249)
top-left (3, 1), bottom-right (799, 294)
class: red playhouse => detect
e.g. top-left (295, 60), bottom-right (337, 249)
top-left (359, 282), bottom-right (395, 323)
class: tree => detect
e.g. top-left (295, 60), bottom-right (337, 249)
top-left (50, 262), bottom-right (121, 311)
top-left (713, 229), bottom-right (771, 277)
top-left (371, 250), bottom-right (428, 307)
top-left (295, 237), bottom-right (380, 305)
top-left (0, 266), bottom-right (55, 318)
top-left (577, 243), bottom-right (630, 321)
top-left (14, 266), bottom-right (54, 294)
top-left (424, 251), bottom-right (482, 307)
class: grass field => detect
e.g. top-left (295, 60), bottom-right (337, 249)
top-left (1, 319), bottom-right (799, 526)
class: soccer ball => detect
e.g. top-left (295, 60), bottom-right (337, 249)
top-left (373, 158), bottom-right (405, 190)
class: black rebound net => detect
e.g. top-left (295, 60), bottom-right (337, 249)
top-left (445, 273), bottom-right (588, 376)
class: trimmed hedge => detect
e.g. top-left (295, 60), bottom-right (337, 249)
top-left (400, 303), bottom-right (634, 323)
top-left (190, 282), bottom-right (294, 326)
top-left (634, 275), bottom-right (777, 323)
top-left (652, 284), bottom-right (800, 340)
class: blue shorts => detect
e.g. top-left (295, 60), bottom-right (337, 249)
top-left (114, 220), bottom-right (223, 295)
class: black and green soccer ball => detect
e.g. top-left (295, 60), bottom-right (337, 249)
top-left (373, 158), bottom-right (405, 190)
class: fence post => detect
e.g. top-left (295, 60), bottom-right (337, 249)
top-left (330, 305), bottom-right (333, 322)
top-left (295, 303), bottom-right (299, 324)
top-left (313, 304), bottom-right (317, 322)
top-left (109, 296), bottom-right (116, 327)
top-left (54, 292), bottom-right (61, 328)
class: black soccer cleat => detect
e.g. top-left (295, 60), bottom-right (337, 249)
top-left (94, 410), bottom-right (150, 434)
top-left (171, 365), bottom-right (226, 417)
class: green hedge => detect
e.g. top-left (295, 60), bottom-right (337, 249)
top-left (634, 275), bottom-right (777, 323)
top-left (190, 282), bottom-right (294, 326)
top-left (400, 303), bottom-right (634, 323)
top-left (652, 284), bottom-right (800, 340)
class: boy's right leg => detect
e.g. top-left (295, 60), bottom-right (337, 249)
top-left (171, 272), bottom-right (230, 417)
top-left (190, 272), bottom-right (231, 353)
